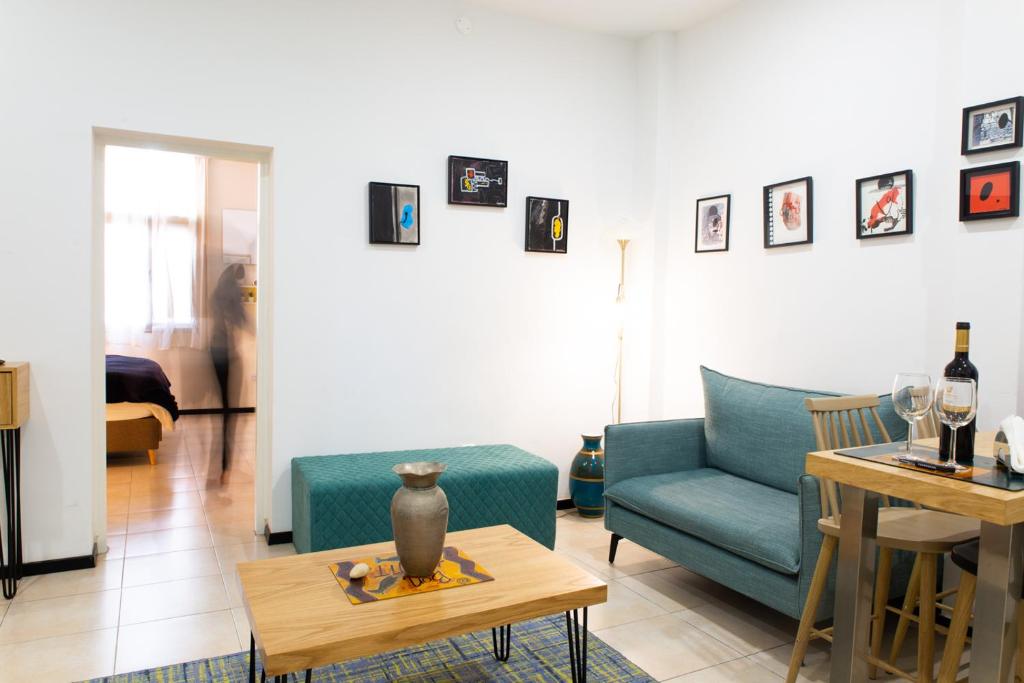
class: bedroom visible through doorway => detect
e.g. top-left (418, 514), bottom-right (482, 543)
top-left (102, 144), bottom-right (262, 553)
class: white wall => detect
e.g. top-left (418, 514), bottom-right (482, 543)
top-left (654, 0), bottom-right (1024, 427)
top-left (0, 0), bottom-right (640, 559)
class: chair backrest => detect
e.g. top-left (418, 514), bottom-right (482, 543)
top-left (918, 413), bottom-right (939, 439)
top-left (804, 394), bottom-right (894, 523)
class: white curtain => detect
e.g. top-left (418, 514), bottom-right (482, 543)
top-left (105, 146), bottom-right (207, 349)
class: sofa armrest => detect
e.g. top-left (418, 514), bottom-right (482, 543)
top-left (604, 418), bottom-right (706, 489)
top-left (796, 474), bottom-right (829, 612)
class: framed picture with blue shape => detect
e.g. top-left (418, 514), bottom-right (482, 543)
top-left (369, 182), bottom-right (420, 245)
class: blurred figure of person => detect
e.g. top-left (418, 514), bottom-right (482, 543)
top-left (210, 263), bottom-right (247, 483)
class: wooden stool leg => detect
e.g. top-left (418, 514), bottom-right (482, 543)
top-left (889, 553), bottom-right (922, 665)
top-left (937, 571), bottom-right (976, 683)
top-left (147, 449), bottom-right (157, 465)
top-left (869, 547), bottom-right (893, 679)
top-left (786, 535), bottom-right (837, 683)
top-left (917, 553), bottom-right (938, 683)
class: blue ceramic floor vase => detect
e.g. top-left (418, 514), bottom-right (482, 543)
top-left (570, 434), bottom-right (605, 518)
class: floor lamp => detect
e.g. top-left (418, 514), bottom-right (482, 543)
top-left (614, 238), bottom-right (629, 425)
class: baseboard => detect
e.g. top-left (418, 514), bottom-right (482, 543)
top-left (264, 524), bottom-right (293, 546)
top-left (557, 498), bottom-right (575, 510)
top-left (21, 543), bottom-right (98, 576)
top-left (179, 407), bottom-right (256, 416)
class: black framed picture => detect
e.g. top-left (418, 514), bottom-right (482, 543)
top-left (763, 177), bottom-right (813, 248)
top-left (525, 196), bottom-right (568, 253)
top-left (369, 182), bottom-right (420, 245)
top-left (447, 155), bottom-right (508, 207)
top-left (962, 97), bottom-right (1024, 155)
top-left (856, 170), bottom-right (913, 239)
top-left (694, 194), bottom-right (730, 252)
top-left (959, 161), bottom-right (1020, 221)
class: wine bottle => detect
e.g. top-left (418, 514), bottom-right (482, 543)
top-left (939, 322), bottom-right (979, 463)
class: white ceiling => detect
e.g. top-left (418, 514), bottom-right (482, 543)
top-left (465, 0), bottom-right (740, 36)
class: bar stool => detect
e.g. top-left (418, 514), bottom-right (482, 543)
top-left (937, 539), bottom-right (1024, 682)
top-left (788, 395), bottom-right (979, 682)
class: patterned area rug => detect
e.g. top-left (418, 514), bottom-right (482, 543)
top-left (83, 614), bottom-right (654, 682)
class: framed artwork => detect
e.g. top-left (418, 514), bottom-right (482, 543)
top-left (694, 194), bottom-right (730, 252)
top-left (525, 196), bottom-right (568, 253)
top-left (368, 182), bottom-right (420, 245)
top-left (959, 161), bottom-right (1020, 221)
top-left (447, 155), bottom-right (508, 207)
top-left (962, 97), bottom-right (1024, 155)
top-left (763, 177), bottom-right (813, 248)
top-left (856, 170), bottom-right (913, 239)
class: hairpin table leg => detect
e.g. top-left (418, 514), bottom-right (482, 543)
top-left (0, 428), bottom-right (23, 600)
top-left (249, 633), bottom-right (256, 683)
top-left (492, 623), bottom-right (512, 661)
top-left (565, 608), bottom-right (588, 682)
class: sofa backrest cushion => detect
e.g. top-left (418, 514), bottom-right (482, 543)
top-left (701, 366), bottom-right (905, 494)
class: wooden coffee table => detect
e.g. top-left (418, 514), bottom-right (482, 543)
top-left (238, 524), bottom-right (607, 682)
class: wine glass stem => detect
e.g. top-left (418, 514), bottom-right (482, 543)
top-left (906, 418), bottom-right (914, 453)
top-left (950, 426), bottom-right (958, 463)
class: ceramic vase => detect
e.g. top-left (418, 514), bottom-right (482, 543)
top-left (569, 434), bottom-right (605, 518)
top-left (390, 461), bottom-right (449, 577)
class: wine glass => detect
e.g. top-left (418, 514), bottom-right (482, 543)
top-left (892, 373), bottom-right (933, 453)
top-left (934, 377), bottom-right (978, 464)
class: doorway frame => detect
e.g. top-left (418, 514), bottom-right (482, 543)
top-left (91, 127), bottom-right (275, 552)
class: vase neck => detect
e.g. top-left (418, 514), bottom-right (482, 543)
top-left (581, 435), bottom-right (603, 451)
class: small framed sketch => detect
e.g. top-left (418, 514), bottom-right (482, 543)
top-left (962, 97), bottom-right (1024, 155)
top-left (694, 194), bottom-right (730, 252)
top-left (368, 182), bottom-right (420, 245)
top-left (856, 170), bottom-right (913, 239)
top-left (525, 196), bottom-right (568, 253)
top-left (959, 161), bottom-right (1020, 221)
top-left (447, 155), bottom-right (508, 207)
top-left (763, 177), bottom-right (813, 248)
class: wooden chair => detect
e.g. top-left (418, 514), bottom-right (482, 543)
top-left (787, 395), bottom-right (980, 683)
top-left (937, 540), bottom-right (1024, 682)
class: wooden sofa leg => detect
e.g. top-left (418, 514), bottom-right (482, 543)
top-left (608, 534), bottom-right (622, 564)
top-left (787, 534), bottom-right (837, 683)
top-left (147, 449), bottom-right (157, 465)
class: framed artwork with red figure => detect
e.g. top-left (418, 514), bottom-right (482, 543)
top-left (959, 161), bottom-right (1020, 221)
top-left (856, 170), bottom-right (913, 239)
top-left (763, 176), bottom-right (813, 248)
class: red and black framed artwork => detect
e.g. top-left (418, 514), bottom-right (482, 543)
top-left (959, 161), bottom-right (1020, 221)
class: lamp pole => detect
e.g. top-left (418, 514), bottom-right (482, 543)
top-left (615, 239), bottom-right (629, 425)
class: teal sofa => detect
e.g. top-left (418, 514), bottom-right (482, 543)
top-left (292, 444), bottom-right (558, 554)
top-left (603, 367), bottom-right (907, 620)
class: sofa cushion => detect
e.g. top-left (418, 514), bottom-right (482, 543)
top-left (604, 467), bottom-right (801, 575)
top-left (701, 367), bottom-right (905, 494)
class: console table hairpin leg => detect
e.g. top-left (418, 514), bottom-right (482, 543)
top-left (1, 427), bottom-right (22, 600)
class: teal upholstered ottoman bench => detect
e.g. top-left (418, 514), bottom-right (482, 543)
top-left (291, 444), bottom-right (558, 554)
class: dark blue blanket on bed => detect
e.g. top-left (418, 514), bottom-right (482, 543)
top-left (106, 355), bottom-right (180, 421)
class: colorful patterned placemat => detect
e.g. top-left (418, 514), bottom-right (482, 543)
top-left (329, 546), bottom-right (494, 605)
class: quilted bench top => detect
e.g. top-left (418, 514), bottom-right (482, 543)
top-left (293, 444), bottom-right (557, 487)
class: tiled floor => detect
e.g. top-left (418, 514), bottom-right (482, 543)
top-left (0, 414), bottom-right (286, 682)
top-left (0, 418), bottom-right (968, 681)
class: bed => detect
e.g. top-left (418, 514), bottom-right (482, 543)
top-left (106, 355), bottom-right (179, 465)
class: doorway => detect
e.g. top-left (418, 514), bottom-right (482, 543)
top-left (91, 129), bottom-right (274, 555)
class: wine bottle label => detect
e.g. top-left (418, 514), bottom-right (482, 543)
top-left (942, 382), bottom-right (973, 410)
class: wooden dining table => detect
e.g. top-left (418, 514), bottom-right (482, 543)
top-left (807, 432), bottom-right (1024, 682)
